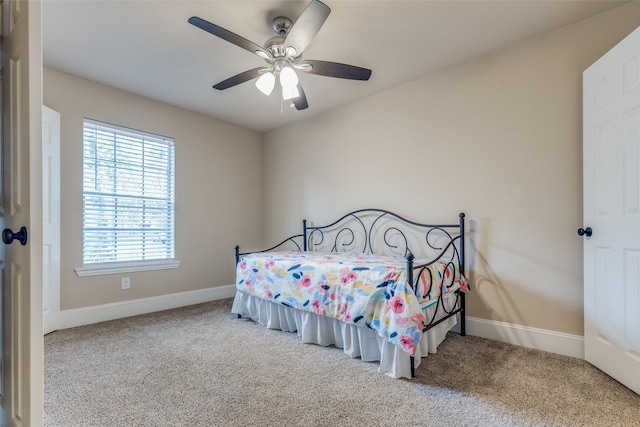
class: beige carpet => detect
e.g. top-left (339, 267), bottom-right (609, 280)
top-left (44, 298), bottom-right (640, 426)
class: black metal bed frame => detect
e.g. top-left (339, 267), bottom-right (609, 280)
top-left (235, 208), bottom-right (467, 378)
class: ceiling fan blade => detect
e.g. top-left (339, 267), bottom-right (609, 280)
top-left (303, 60), bottom-right (372, 81)
top-left (188, 16), bottom-right (271, 59)
top-left (213, 67), bottom-right (266, 90)
top-left (293, 84), bottom-right (308, 110)
top-left (284, 1), bottom-right (330, 56)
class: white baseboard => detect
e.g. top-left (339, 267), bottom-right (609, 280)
top-left (59, 290), bottom-right (585, 360)
top-left (60, 285), bottom-right (236, 330)
top-left (465, 316), bottom-right (584, 359)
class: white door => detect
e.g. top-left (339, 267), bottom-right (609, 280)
top-left (0, 0), bottom-right (44, 425)
top-left (42, 106), bottom-right (60, 335)
top-left (583, 25), bottom-right (640, 395)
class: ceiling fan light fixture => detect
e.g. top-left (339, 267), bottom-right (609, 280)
top-left (282, 85), bottom-right (300, 100)
top-left (255, 72), bottom-right (275, 95)
top-left (279, 66), bottom-right (298, 89)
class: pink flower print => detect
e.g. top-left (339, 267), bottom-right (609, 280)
top-left (266, 289), bottom-right (273, 299)
top-left (311, 299), bottom-right (326, 316)
top-left (458, 277), bottom-right (469, 293)
top-left (444, 268), bottom-right (453, 288)
top-left (239, 260), bottom-right (247, 270)
top-left (340, 268), bottom-right (358, 285)
top-left (411, 312), bottom-right (426, 325)
top-left (389, 296), bottom-right (406, 314)
top-left (300, 274), bottom-right (312, 287)
top-left (265, 259), bottom-right (275, 269)
top-left (337, 304), bottom-right (351, 321)
top-left (399, 335), bottom-right (415, 353)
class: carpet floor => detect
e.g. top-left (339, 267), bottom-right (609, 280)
top-left (44, 298), bottom-right (640, 426)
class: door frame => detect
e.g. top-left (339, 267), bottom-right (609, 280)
top-left (42, 105), bottom-right (60, 335)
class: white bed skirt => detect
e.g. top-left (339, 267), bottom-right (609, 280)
top-left (230, 290), bottom-right (458, 379)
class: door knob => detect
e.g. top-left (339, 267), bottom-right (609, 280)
top-left (2, 227), bottom-right (28, 245)
top-left (577, 227), bottom-right (592, 237)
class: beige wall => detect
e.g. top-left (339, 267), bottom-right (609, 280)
top-left (42, 3), bottom-right (640, 330)
top-left (44, 68), bottom-right (263, 310)
top-left (262, 3), bottom-right (640, 336)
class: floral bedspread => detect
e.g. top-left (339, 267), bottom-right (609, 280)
top-left (236, 251), bottom-right (427, 355)
top-left (415, 262), bottom-right (470, 308)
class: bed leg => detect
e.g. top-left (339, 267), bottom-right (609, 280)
top-left (410, 356), bottom-right (415, 378)
top-left (460, 293), bottom-right (466, 336)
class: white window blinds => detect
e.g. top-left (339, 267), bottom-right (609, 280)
top-left (82, 119), bottom-right (175, 265)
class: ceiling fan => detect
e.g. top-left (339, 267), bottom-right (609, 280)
top-left (188, 0), bottom-right (372, 111)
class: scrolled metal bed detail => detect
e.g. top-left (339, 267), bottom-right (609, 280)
top-left (232, 209), bottom-right (469, 379)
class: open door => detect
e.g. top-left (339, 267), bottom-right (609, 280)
top-left (0, 0), bottom-right (44, 425)
top-left (582, 25), bottom-right (640, 395)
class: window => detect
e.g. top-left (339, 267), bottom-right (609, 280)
top-left (76, 119), bottom-right (178, 276)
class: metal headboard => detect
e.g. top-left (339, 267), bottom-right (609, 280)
top-left (303, 208), bottom-right (465, 276)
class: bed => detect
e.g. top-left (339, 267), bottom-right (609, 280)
top-left (231, 209), bottom-right (469, 379)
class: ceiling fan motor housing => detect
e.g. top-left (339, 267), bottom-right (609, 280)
top-left (264, 35), bottom-right (289, 58)
top-left (265, 17), bottom-right (297, 59)
top-left (272, 16), bottom-right (293, 35)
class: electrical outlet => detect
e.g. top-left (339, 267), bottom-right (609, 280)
top-left (121, 277), bottom-right (130, 290)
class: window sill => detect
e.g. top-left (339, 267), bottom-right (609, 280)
top-left (75, 259), bottom-right (181, 277)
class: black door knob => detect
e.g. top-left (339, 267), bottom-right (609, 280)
top-left (577, 227), bottom-right (592, 237)
top-left (2, 227), bottom-right (28, 245)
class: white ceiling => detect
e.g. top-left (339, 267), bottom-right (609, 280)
top-left (42, 0), bottom-right (627, 134)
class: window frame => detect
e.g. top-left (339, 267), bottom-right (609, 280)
top-left (75, 118), bottom-right (180, 276)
